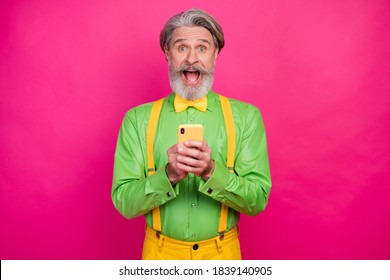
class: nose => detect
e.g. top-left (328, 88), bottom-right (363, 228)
top-left (186, 48), bottom-right (199, 64)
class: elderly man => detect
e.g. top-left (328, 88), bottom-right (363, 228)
top-left (112, 9), bottom-right (271, 260)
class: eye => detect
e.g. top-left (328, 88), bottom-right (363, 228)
top-left (178, 45), bottom-right (187, 52)
top-left (198, 46), bottom-right (207, 52)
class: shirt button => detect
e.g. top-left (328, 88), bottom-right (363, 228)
top-left (193, 244), bottom-right (199, 250)
top-left (192, 203), bottom-right (197, 207)
top-left (166, 191), bottom-right (172, 197)
top-left (189, 173), bottom-right (194, 177)
top-left (207, 188), bottom-right (213, 194)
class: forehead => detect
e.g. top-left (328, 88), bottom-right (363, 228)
top-left (171, 26), bottom-right (213, 44)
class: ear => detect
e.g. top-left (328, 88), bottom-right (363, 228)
top-left (213, 49), bottom-right (218, 64)
top-left (164, 45), bottom-right (170, 61)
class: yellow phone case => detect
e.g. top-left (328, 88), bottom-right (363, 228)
top-left (178, 124), bottom-right (204, 143)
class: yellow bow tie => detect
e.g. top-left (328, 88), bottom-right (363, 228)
top-left (174, 94), bottom-right (208, 113)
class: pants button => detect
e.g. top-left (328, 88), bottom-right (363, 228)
top-left (193, 244), bottom-right (199, 250)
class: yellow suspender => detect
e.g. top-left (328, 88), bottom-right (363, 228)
top-left (146, 98), bottom-right (164, 232)
top-left (218, 95), bottom-right (235, 234)
top-left (146, 95), bottom-right (235, 235)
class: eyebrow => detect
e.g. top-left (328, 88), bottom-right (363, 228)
top-left (172, 38), bottom-right (211, 46)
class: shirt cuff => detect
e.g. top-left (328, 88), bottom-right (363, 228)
top-left (145, 166), bottom-right (178, 202)
top-left (199, 160), bottom-right (230, 197)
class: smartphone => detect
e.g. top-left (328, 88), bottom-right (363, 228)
top-left (178, 124), bottom-right (204, 143)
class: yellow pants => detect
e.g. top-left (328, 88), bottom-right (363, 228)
top-left (142, 226), bottom-right (241, 260)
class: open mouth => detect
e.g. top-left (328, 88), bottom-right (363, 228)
top-left (182, 70), bottom-right (200, 85)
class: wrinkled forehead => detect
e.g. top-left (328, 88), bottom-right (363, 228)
top-left (170, 26), bottom-right (214, 46)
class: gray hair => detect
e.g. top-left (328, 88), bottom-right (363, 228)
top-left (160, 9), bottom-right (225, 53)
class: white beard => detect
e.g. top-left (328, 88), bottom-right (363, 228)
top-left (168, 62), bottom-right (215, 101)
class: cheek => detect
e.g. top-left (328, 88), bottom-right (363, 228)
top-left (202, 57), bottom-right (216, 69)
top-left (170, 51), bottom-right (187, 61)
top-left (169, 56), bottom-right (185, 68)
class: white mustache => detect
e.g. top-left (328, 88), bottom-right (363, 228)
top-left (173, 63), bottom-right (213, 75)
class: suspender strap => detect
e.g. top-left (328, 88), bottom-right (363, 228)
top-left (147, 98), bottom-right (164, 232)
top-left (219, 95), bottom-right (236, 171)
top-left (218, 95), bottom-right (236, 235)
top-left (146, 95), bottom-right (235, 236)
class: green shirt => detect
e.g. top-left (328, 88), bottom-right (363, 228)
top-left (112, 91), bottom-right (271, 241)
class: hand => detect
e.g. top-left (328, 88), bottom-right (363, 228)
top-left (166, 140), bottom-right (215, 185)
top-left (176, 140), bottom-right (215, 180)
top-left (166, 144), bottom-right (188, 185)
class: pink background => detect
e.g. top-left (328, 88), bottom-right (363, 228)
top-left (1, 0), bottom-right (389, 260)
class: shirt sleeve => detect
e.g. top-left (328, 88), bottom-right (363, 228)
top-left (111, 109), bottom-right (176, 219)
top-left (199, 104), bottom-right (272, 216)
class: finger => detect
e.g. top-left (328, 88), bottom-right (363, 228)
top-left (184, 140), bottom-right (202, 148)
top-left (168, 145), bottom-right (185, 170)
top-left (167, 143), bottom-right (185, 155)
top-left (178, 147), bottom-right (202, 160)
top-left (167, 153), bottom-right (188, 176)
top-left (167, 145), bottom-right (177, 155)
top-left (184, 140), bottom-right (211, 153)
top-left (177, 162), bottom-right (205, 174)
top-left (178, 146), bottom-right (212, 163)
top-left (177, 154), bottom-right (201, 167)
top-left (177, 153), bottom-right (211, 172)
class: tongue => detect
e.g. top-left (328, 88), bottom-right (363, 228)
top-left (184, 71), bottom-right (199, 83)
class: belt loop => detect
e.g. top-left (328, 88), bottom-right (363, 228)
top-left (215, 236), bottom-right (223, 254)
top-left (158, 235), bottom-right (164, 252)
